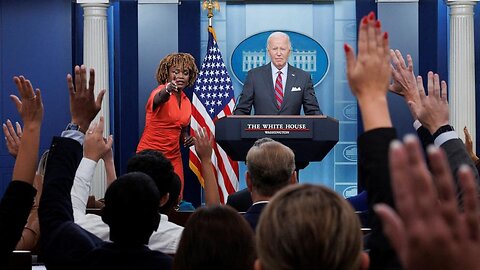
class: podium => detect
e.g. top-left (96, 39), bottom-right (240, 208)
top-left (215, 115), bottom-right (339, 168)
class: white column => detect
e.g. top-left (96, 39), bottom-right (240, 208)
top-left (446, 0), bottom-right (478, 149)
top-left (78, 1), bottom-right (110, 199)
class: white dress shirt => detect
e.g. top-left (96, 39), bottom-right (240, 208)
top-left (70, 157), bottom-right (184, 254)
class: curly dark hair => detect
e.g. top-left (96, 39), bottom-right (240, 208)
top-left (155, 53), bottom-right (198, 87)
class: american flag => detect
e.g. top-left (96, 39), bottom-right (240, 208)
top-left (189, 26), bottom-right (239, 203)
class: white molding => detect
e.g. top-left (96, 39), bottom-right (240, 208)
top-left (445, 0), bottom-right (480, 4)
top-left (447, 1), bottom-right (479, 152)
top-left (138, 0), bottom-right (179, 3)
top-left (76, 0), bottom-right (109, 3)
top-left (81, 3), bottom-right (110, 199)
top-left (376, 0), bottom-right (418, 3)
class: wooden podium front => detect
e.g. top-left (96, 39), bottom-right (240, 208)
top-left (215, 115), bottom-right (339, 166)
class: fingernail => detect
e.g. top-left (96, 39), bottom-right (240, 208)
top-left (343, 43), bottom-right (350, 52)
top-left (403, 134), bottom-right (417, 143)
top-left (7, 119), bottom-right (11, 123)
top-left (368, 11), bottom-right (375, 20)
top-left (389, 140), bottom-right (402, 150)
top-left (384, 32), bottom-right (389, 39)
top-left (362, 16), bottom-right (368, 25)
top-left (375, 20), bottom-right (381, 28)
top-left (427, 145), bottom-right (439, 154)
top-left (459, 164), bottom-right (471, 173)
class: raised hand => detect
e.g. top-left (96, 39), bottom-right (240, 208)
top-left (83, 116), bottom-right (113, 162)
top-left (193, 127), bottom-right (213, 162)
top-left (344, 12), bottom-right (392, 131)
top-left (10, 76), bottom-right (44, 185)
top-left (3, 120), bottom-right (22, 158)
top-left (193, 127), bottom-right (219, 205)
top-left (410, 72), bottom-right (449, 134)
top-left (389, 50), bottom-right (420, 119)
top-left (10, 76), bottom-right (44, 129)
top-left (464, 126), bottom-right (479, 163)
top-left (375, 136), bottom-right (480, 270)
top-left (67, 65), bottom-right (106, 133)
top-left (345, 12), bottom-right (391, 100)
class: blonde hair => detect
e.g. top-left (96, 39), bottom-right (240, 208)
top-left (155, 53), bottom-right (198, 87)
top-left (256, 184), bottom-right (363, 270)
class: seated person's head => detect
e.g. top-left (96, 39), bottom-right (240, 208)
top-left (127, 150), bottom-right (175, 208)
top-left (159, 174), bottom-right (181, 215)
top-left (102, 172), bottom-right (160, 245)
top-left (156, 53), bottom-right (199, 89)
top-left (256, 184), bottom-right (369, 270)
top-left (246, 138), bottom-right (296, 197)
top-left (173, 205), bottom-right (255, 270)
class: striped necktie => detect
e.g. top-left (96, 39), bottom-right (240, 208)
top-left (275, 71), bottom-right (283, 109)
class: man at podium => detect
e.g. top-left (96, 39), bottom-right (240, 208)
top-left (234, 31), bottom-right (322, 115)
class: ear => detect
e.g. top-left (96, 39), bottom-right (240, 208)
top-left (359, 251), bottom-right (369, 270)
top-left (289, 171), bottom-right (297, 184)
top-left (159, 193), bottom-right (170, 207)
top-left (246, 172), bottom-right (253, 192)
top-left (254, 259), bottom-right (262, 270)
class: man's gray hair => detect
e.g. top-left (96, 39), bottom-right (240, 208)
top-left (266, 32), bottom-right (292, 50)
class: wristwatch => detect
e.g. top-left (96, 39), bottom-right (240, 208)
top-left (66, 122), bottom-right (82, 132)
top-left (432, 124), bottom-right (454, 140)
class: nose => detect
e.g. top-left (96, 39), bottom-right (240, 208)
top-left (176, 72), bottom-right (184, 79)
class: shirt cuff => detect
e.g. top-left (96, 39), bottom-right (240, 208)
top-left (413, 120), bottom-right (422, 131)
top-left (434, 131), bottom-right (459, 147)
top-left (61, 130), bottom-right (85, 145)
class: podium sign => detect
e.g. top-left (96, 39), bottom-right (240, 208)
top-left (216, 115), bottom-right (339, 163)
top-left (241, 119), bottom-right (313, 139)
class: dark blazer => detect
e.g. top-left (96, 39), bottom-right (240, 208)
top-left (39, 137), bottom-right (172, 270)
top-left (234, 63), bottom-right (321, 115)
top-left (358, 128), bottom-right (401, 270)
top-left (226, 188), bottom-right (252, 212)
top-left (0, 181), bottom-right (36, 268)
top-left (243, 202), bottom-right (268, 231)
top-left (416, 126), bottom-right (480, 191)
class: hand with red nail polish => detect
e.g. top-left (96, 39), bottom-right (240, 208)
top-left (344, 12), bottom-right (392, 130)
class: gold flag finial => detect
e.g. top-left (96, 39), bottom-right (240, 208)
top-left (202, 0), bottom-right (220, 27)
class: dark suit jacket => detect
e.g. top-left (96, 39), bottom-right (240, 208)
top-left (234, 63), bottom-right (321, 115)
top-left (416, 126), bottom-right (480, 194)
top-left (358, 128), bottom-right (401, 270)
top-left (226, 188), bottom-right (252, 212)
top-left (39, 137), bottom-right (172, 270)
top-left (0, 181), bottom-right (36, 268)
top-left (243, 202), bottom-right (268, 231)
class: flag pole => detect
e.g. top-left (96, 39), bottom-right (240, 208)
top-left (202, 0), bottom-right (220, 27)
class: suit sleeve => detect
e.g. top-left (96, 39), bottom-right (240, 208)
top-left (234, 70), bottom-right (254, 115)
top-left (39, 137), bottom-right (103, 268)
top-left (440, 138), bottom-right (480, 192)
top-left (358, 128), bottom-right (401, 269)
top-left (0, 181), bottom-right (36, 265)
top-left (302, 74), bottom-right (321, 115)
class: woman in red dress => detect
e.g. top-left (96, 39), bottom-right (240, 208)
top-left (137, 53), bottom-right (198, 197)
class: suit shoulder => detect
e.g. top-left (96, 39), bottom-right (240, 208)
top-left (289, 65), bottom-right (309, 75)
top-left (248, 64), bottom-right (270, 74)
